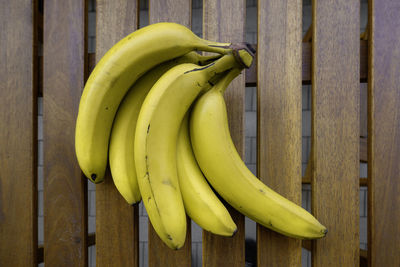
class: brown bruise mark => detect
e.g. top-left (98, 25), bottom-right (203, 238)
top-left (143, 123), bottom-right (162, 219)
top-left (162, 179), bottom-right (176, 190)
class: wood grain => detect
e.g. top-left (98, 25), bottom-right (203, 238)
top-left (95, 1), bottom-right (139, 266)
top-left (304, 41), bottom-right (368, 84)
top-left (149, 0), bottom-right (191, 27)
top-left (311, 0), bottom-right (360, 266)
top-left (0, 1), bottom-right (38, 266)
top-left (148, 218), bottom-right (191, 267)
top-left (250, 40), bottom-right (368, 85)
top-left (368, 0), bottom-right (400, 266)
top-left (257, 0), bottom-right (302, 266)
top-left (43, 0), bottom-right (88, 266)
top-left (147, 1), bottom-right (192, 266)
top-left (202, 1), bottom-right (246, 266)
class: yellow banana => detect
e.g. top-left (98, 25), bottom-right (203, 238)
top-left (109, 52), bottom-right (221, 205)
top-left (190, 69), bottom-right (328, 239)
top-left (134, 53), bottom-right (248, 250)
top-left (177, 112), bottom-right (237, 236)
top-left (75, 22), bottom-right (232, 183)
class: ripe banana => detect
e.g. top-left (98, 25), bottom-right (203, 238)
top-left (190, 69), bottom-right (328, 239)
top-left (177, 112), bottom-right (237, 236)
top-left (109, 52), bottom-right (222, 205)
top-left (134, 53), bottom-right (248, 249)
top-left (75, 22), bottom-right (232, 183)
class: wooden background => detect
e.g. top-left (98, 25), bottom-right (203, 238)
top-left (0, 0), bottom-right (399, 266)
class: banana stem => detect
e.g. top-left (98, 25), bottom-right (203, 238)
top-left (213, 68), bottom-right (242, 94)
top-left (210, 54), bottom-right (238, 73)
top-left (184, 54), bottom-right (237, 78)
top-left (199, 55), bottom-right (244, 88)
top-left (199, 39), bottom-right (232, 55)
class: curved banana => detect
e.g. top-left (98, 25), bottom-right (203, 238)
top-left (134, 53), bottom-right (247, 249)
top-left (109, 52), bottom-right (222, 205)
top-left (190, 69), bottom-right (328, 239)
top-left (75, 22), bottom-right (232, 183)
top-left (177, 113), bottom-right (237, 236)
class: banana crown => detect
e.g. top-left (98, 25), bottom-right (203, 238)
top-left (75, 22), bottom-right (236, 183)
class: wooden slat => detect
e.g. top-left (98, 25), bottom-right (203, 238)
top-left (148, 218), bottom-right (191, 267)
top-left (95, 1), bottom-right (139, 266)
top-left (87, 41), bottom-right (368, 86)
top-left (368, 0), bottom-right (400, 266)
top-left (303, 41), bottom-right (368, 84)
top-left (202, 1), bottom-right (245, 266)
top-left (149, 0), bottom-right (191, 27)
top-left (37, 233), bottom-right (95, 264)
top-left (303, 242), bottom-right (368, 265)
top-left (311, 0), bottom-right (360, 266)
top-left (257, 0), bottom-right (302, 266)
top-left (247, 41), bottom-right (369, 85)
top-left (37, 232), bottom-right (369, 264)
top-left (0, 1), bottom-right (38, 266)
top-left (147, 1), bottom-right (192, 266)
top-left (43, 0), bottom-right (88, 265)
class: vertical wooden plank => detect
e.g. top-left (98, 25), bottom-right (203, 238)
top-left (147, 1), bottom-right (192, 266)
top-left (202, 1), bottom-right (246, 266)
top-left (257, 0), bottom-right (303, 266)
top-left (368, 0), bottom-right (400, 266)
top-left (149, 0), bottom-right (191, 27)
top-left (148, 217), bottom-right (191, 267)
top-left (311, 0), bottom-right (360, 266)
top-left (43, 0), bottom-right (88, 265)
top-left (0, 0), bottom-right (38, 266)
top-left (95, 1), bottom-right (139, 266)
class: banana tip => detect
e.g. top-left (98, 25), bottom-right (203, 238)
top-left (231, 228), bottom-right (238, 237)
top-left (323, 228), bottom-right (328, 236)
top-left (172, 243), bottom-right (184, 250)
top-left (88, 173), bottom-right (104, 184)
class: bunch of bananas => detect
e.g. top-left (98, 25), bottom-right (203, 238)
top-left (75, 22), bottom-right (327, 250)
